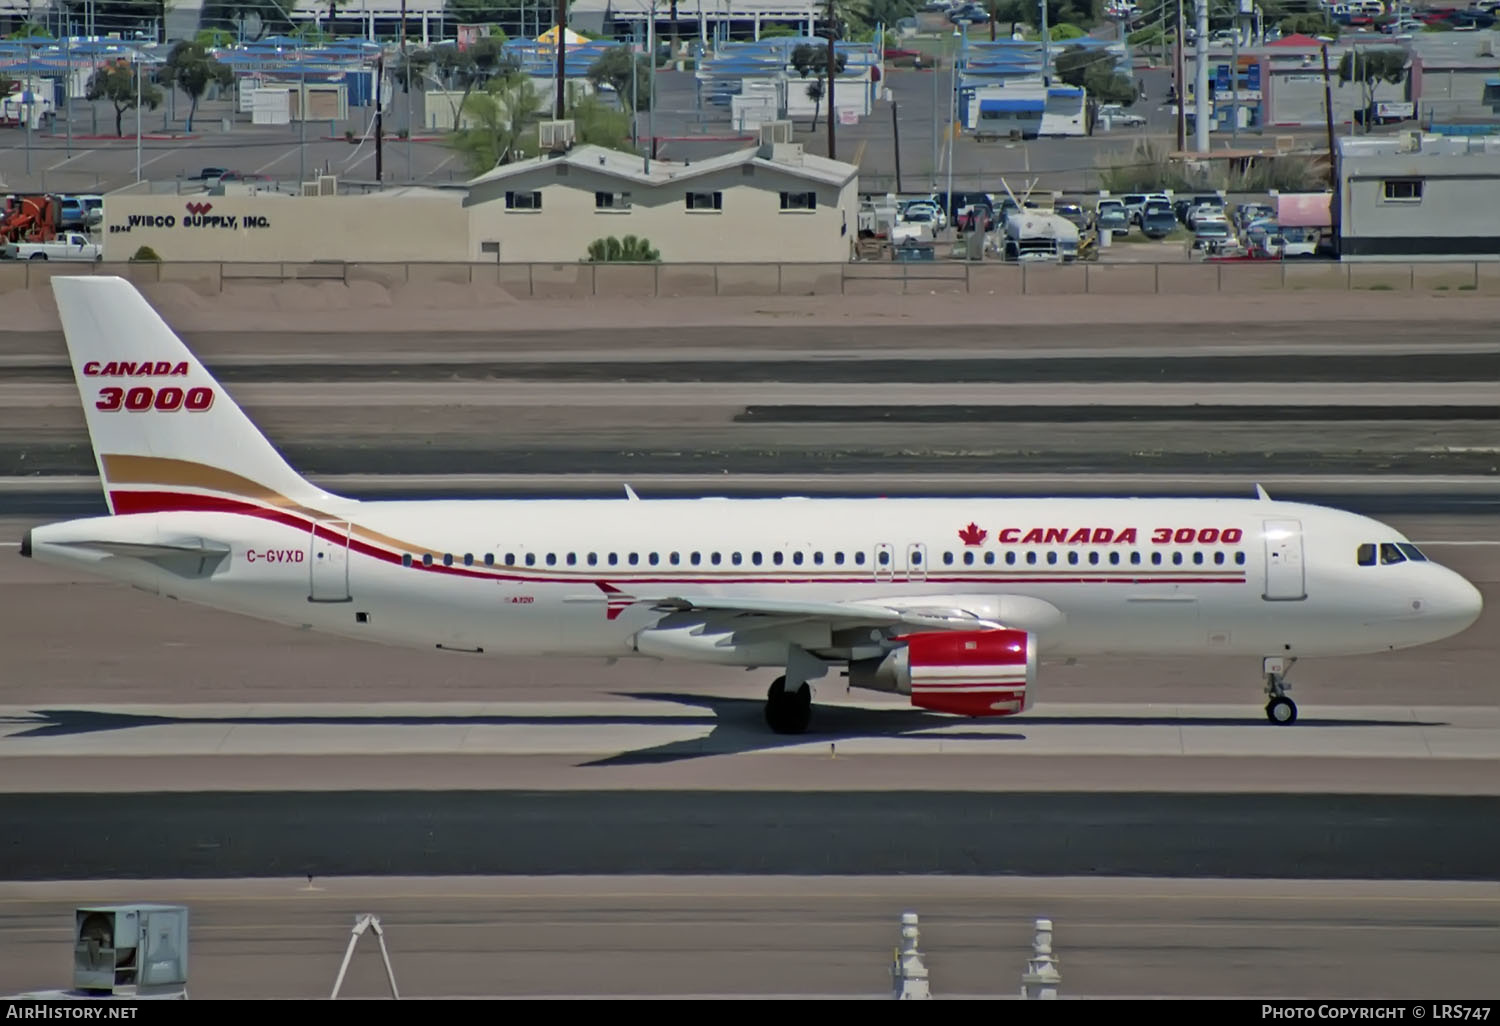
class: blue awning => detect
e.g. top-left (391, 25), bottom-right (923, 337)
top-left (980, 98), bottom-right (1045, 112)
top-left (1048, 87), bottom-right (1084, 96)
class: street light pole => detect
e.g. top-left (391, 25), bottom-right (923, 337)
top-left (1194, 0), bottom-right (1209, 151)
top-left (135, 58), bottom-right (143, 182)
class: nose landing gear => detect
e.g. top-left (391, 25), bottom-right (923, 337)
top-left (1263, 656), bottom-right (1298, 724)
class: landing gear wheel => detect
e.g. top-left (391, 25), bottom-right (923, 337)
top-left (764, 676), bottom-right (812, 735)
top-left (1266, 696), bottom-right (1297, 725)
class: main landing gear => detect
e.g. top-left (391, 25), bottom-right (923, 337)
top-left (1264, 656), bottom-right (1298, 725)
top-left (765, 676), bottom-right (812, 735)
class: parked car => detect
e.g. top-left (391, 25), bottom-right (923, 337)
top-left (947, 3), bottom-right (991, 22)
top-left (10, 231), bottom-right (101, 261)
top-left (1125, 191), bottom-right (1171, 225)
top-left (1095, 198), bottom-right (1129, 236)
top-left (1054, 201), bottom-right (1089, 230)
top-left (1139, 201), bottom-right (1178, 238)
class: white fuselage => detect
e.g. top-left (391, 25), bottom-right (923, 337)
top-left (28, 494), bottom-right (1484, 667)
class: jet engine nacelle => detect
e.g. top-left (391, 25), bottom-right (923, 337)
top-left (848, 628), bottom-right (1038, 717)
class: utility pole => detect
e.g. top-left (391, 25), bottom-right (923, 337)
top-left (1229, 12), bottom-right (1238, 147)
top-left (892, 101), bottom-right (902, 193)
top-left (646, 0), bottom-right (654, 168)
top-left (1320, 43), bottom-right (1336, 188)
top-left (299, 35), bottom-right (307, 187)
top-left (825, 0), bottom-right (836, 160)
top-left (1175, 0), bottom-right (1185, 151)
top-left (930, 54), bottom-right (938, 190)
top-left (1194, 0), bottom-right (1208, 151)
top-left (398, 0), bottom-right (413, 181)
top-left (375, 53), bottom-right (384, 181)
top-left (630, 21), bottom-right (638, 148)
top-left (135, 58), bottom-right (142, 182)
top-left (1321, 42), bottom-right (1339, 255)
top-left (1040, 0), bottom-right (1049, 82)
top-left (65, 27), bottom-right (72, 158)
top-left (554, 0), bottom-right (566, 119)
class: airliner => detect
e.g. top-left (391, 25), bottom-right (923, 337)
top-left (21, 277), bottom-right (1484, 734)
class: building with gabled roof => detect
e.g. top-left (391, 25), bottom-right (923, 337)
top-left (462, 128), bottom-right (860, 263)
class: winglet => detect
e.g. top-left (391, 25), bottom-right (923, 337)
top-left (1255, 483), bottom-right (1271, 501)
top-left (623, 484), bottom-right (640, 502)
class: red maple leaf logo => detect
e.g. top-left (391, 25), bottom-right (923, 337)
top-left (958, 523), bottom-right (987, 546)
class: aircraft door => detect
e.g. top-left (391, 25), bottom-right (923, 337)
top-left (875, 542), bottom-right (894, 582)
top-left (1261, 519), bottom-right (1306, 601)
top-left (309, 520), bottom-right (352, 603)
top-left (905, 542), bottom-right (927, 581)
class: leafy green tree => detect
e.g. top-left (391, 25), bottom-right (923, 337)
top-left (586, 235), bottom-right (660, 262)
top-left (1338, 48), bottom-right (1407, 132)
top-left (6, 21), bottom-right (50, 37)
top-left (759, 23), bottom-right (799, 37)
top-left (194, 28), bottom-right (237, 47)
top-left (60, 0), bottom-right (171, 40)
top-left (86, 60), bottom-right (164, 138)
top-left (1279, 13), bottom-right (1338, 37)
top-left (447, 0), bottom-right (524, 32)
top-left (448, 72), bottom-right (542, 173)
top-left (791, 40), bottom-right (847, 141)
top-left (804, 79), bottom-right (825, 130)
top-left (1056, 44), bottom-right (1136, 135)
top-left (561, 87), bottom-right (634, 151)
top-left (162, 40), bottom-right (234, 132)
top-left (587, 45), bottom-right (652, 112)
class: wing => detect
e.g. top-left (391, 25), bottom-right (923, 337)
top-left (646, 594), bottom-right (1008, 631)
top-left (567, 583), bottom-right (1064, 634)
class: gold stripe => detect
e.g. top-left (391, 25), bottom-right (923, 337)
top-left (99, 453), bottom-right (425, 556)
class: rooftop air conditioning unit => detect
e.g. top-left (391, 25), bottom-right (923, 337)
top-left (759, 120), bottom-right (794, 145)
top-left (539, 119), bottom-right (575, 152)
top-left (1397, 129), bottom-right (1422, 152)
top-left (74, 905), bottom-right (189, 996)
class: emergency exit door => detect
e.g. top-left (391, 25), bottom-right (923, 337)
top-left (1261, 519), bottom-right (1306, 601)
top-left (309, 520), bottom-right (352, 602)
top-left (905, 543), bottom-right (927, 581)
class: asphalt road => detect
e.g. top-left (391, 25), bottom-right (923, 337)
top-left (5, 877), bottom-right (1496, 999)
top-left (3, 790), bottom-right (1497, 882)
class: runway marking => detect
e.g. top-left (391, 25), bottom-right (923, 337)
top-left (47, 150), bottom-right (94, 171)
top-left (255, 146), bottom-right (299, 174)
top-left (1413, 540), bottom-right (1500, 546)
top-left (0, 543), bottom-right (17, 547)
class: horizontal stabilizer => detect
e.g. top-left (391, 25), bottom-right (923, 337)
top-left (54, 536), bottom-right (231, 578)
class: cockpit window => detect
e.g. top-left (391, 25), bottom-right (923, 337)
top-left (1380, 543), bottom-right (1406, 565)
top-left (1356, 544), bottom-right (1376, 566)
top-left (1395, 543), bottom-right (1428, 562)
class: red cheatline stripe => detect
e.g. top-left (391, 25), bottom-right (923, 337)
top-left (107, 490), bottom-right (1252, 589)
top-left (912, 683), bottom-right (1028, 692)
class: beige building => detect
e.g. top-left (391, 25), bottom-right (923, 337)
top-left (462, 137), bottom-right (861, 264)
top-left (101, 185), bottom-right (469, 263)
top-left (96, 128), bottom-right (860, 265)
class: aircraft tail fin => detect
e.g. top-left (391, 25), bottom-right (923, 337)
top-left (51, 275), bottom-right (336, 516)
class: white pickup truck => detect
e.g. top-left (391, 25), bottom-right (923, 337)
top-left (5, 233), bottom-right (102, 261)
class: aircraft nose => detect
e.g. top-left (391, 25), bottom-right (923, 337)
top-left (1435, 569), bottom-right (1483, 635)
